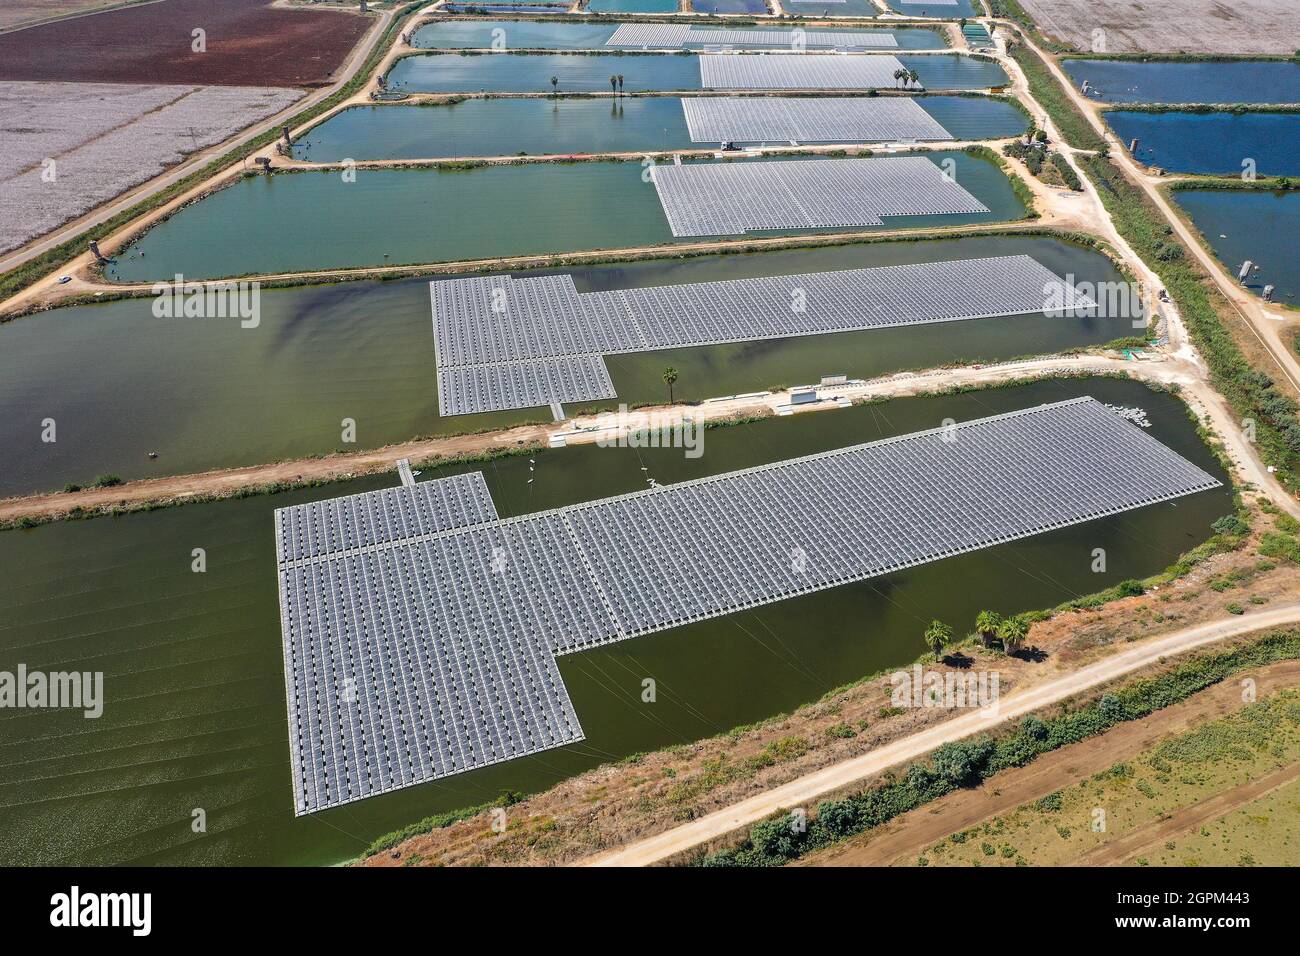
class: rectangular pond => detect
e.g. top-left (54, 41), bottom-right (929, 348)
top-left (412, 18), bottom-right (949, 49)
top-left (1106, 110), bottom-right (1300, 177)
top-left (1064, 59), bottom-right (1300, 105)
top-left (1174, 187), bottom-right (1300, 305)
top-left (292, 95), bottom-right (1028, 160)
top-left (4, 235), bottom-right (1133, 496)
top-left (0, 376), bottom-right (1230, 864)
top-left (587, 0), bottom-right (679, 10)
top-left (107, 150), bottom-right (1026, 282)
top-left (387, 51), bottom-right (1007, 93)
top-left (691, 0), bottom-right (770, 12)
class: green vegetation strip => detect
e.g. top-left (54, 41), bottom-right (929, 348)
top-left (0, 2), bottom-right (426, 305)
top-left (1000, 30), bottom-right (1300, 487)
top-left (699, 628), bottom-right (1300, 866)
top-left (1081, 153), bottom-right (1300, 485)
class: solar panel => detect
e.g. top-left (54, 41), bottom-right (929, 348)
top-left (429, 255), bottom-right (1095, 414)
top-left (277, 397), bottom-right (1221, 812)
top-left (700, 54), bottom-right (910, 90)
top-left (606, 24), bottom-right (899, 49)
top-left (680, 96), bottom-right (953, 143)
top-left (648, 157), bottom-right (989, 237)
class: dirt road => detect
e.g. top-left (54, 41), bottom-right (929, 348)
top-left (0, 353), bottom-right (1149, 524)
top-left (802, 658), bottom-right (1300, 866)
top-left (583, 604), bottom-right (1300, 866)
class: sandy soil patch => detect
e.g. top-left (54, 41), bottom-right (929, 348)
top-left (1017, 0), bottom-right (1300, 55)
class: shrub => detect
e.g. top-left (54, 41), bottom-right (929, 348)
top-left (1211, 514), bottom-right (1250, 536)
top-left (91, 474), bottom-right (122, 488)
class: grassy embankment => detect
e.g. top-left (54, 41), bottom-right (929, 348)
top-left (1008, 35), bottom-right (1300, 490)
top-left (702, 628), bottom-right (1300, 866)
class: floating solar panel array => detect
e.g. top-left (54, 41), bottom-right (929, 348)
top-left (429, 255), bottom-right (1094, 414)
top-left (700, 54), bottom-right (909, 90)
top-left (276, 397), bottom-right (1221, 811)
top-left (606, 24), bottom-right (899, 49)
top-left (648, 156), bottom-right (988, 236)
top-left (430, 275), bottom-right (619, 416)
top-left (436, 354), bottom-right (617, 417)
top-left (680, 96), bottom-right (952, 143)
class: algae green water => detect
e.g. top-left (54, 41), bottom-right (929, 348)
top-left (0, 377), bottom-right (1229, 866)
top-left (107, 150), bottom-right (1026, 282)
top-left (293, 96), bottom-right (1028, 161)
top-left (3, 235), bottom-right (1132, 497)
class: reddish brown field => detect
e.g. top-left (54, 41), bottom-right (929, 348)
top-left (0, 0), bottom-right (371, 87)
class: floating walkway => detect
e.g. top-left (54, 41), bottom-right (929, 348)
top-left (700, 54), bottom-right (910, 91)
top-left (430, 255), bottom-right (1095, 415)
top-left (606, 24), bottom-right (899, 50)
top-left (276, 397), bottom-right (1221, 813)
top-left (681, 96), bottom-right (953, 144)
top-left (649, 156), bottom-right (987, 237)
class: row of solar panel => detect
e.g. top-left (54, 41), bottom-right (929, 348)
top-left (680, 96), bottom-right (952, 144)
top-left (435, 353), bottom-right (617, 417)
top-left (649, 157), bottom-right (988, 237)
top-left (429, 255), bottom-right (1086, 370)
top-left (277, 398), bottom-right (1220, 811)
top-left (605, 24), bottom-right (899, 49)
top-left (276, 472), bottom-right (499, 565)
top-left (698, 55), bottom-right (911, 91)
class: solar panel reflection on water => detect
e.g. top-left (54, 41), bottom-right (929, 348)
top-left (606, 24), bottom-right (899, 49)
top-left (278, 397), bottom-right (1220, 811)
top-left (649, 156), bottom-right (988, 236)
top-left (700, 54), bottom-right (909, 90)
top-left (681, 96), bottom-right (952, 143)
top-left (429, 255), bottom-right (1094, 414)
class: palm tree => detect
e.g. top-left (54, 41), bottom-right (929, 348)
top-left (610, 75), bottom-right (617, 95)
top-left (550, 75), bottom-right (558, 95)
top-left (893, 68), bottom-right (906, 89)
top-left (617, 74), bottom-right (625, 94)
top-left (908, 68), bottom-right (920, 89)
top-left (663, 366), bottom-right (678, 404)
top-left (974, 610), bottom-right (1002, 648)
top-left (997, 615), bottom-right (1030, 656)
top-left (923, 619), bottom-right (953, 660)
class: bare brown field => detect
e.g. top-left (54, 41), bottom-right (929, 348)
top-left (0, 0), bottom-right (153, 32)
top-left (1017, 0), bottom-right (1300, 55)
top-left (0, 0), bottom-right (371, 87)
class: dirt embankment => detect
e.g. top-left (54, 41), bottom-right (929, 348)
top-left (0, 0), bottom-right (372, 87)
top-left (360, 530), bottom-right (1300, 868)
top-left (801, 658), bottom-right (1300, 866)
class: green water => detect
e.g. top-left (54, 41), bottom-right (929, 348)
top-left (387, 51), bottom-right (1005, 93)
top-left (292, 96), bottom-right (1028, 161)
top-left (0, 376), bottom-right (1230, 866)
top-left (5, 235), bottom-right (1129, 497)
top-left (107, 151), bottom-right (1026, 282)
top-left (412, 19), bottom-right (949, 50)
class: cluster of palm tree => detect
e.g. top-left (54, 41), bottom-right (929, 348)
top-left (922, 610), bottom-right (1031, 661)
top-left (609, 74), bottom-right (625, 95)
top-left (892, 67), bottom-right (922, 90)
